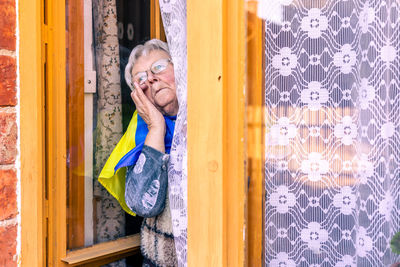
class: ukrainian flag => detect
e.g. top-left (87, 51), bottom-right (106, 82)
top-left (98, 111), bottom-right (175, 216)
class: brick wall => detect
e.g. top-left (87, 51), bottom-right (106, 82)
top-left (0, 0), bottom-right (18, 266)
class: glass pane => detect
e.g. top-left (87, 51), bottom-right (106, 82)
top-left (66, 0), bottom-right (150, 251)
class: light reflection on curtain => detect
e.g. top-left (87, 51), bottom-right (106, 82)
top-left (93, 1), bottom-right (125, 266)
top-left (264, 0), bottom-right (400, 266)
top-left (159, 0), bottom-right (188, 266)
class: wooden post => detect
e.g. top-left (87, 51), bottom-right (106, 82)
top-left (187, 0), bottom-right (246, 265)
top-left (20, 0), bottom-right (45, 265)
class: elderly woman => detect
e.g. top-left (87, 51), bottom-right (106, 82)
top-left (124, 39), bottom-right (179, 267)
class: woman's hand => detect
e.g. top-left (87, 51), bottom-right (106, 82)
top-left (131, 82), bottom-right (165, 132)
top-left (131, 82), bottom-right (166, 153)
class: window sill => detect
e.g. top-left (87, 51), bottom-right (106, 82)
top-left (61, 234), bottom-right (141, 266)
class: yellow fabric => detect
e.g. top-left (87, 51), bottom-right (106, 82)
top-left (98, 111), bottom-right (138, 216)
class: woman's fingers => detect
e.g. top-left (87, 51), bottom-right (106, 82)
top-left (131, 90), bottom-right (143, 110)
top-left (133, 82), bottom-right (161, 116)
top-left (131, 90), bottom-right (148, 119)
top-left (131, 82), bottom-right (162, 125)
top-left (132, 83), bottom-right (150, 110)
top-left (134, 82), bottom-right (153, 107)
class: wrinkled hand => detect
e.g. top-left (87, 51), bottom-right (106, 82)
top-left (131, 82), bottom-right (166, 133)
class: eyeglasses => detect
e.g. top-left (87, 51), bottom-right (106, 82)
top-left (133, 58), bottom-right (172, 86)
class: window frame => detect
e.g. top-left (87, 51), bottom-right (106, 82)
top-left (20, 0), bottom-right (165, 265)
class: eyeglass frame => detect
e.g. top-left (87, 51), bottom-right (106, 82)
top-left (132, 58), bottom-right (173, 86)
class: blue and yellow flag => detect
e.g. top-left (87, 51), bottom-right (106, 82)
top-left (98, 111), bottom-right (176, 216)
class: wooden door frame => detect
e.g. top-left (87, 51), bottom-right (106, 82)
top-left (187, 0), bottom-right (249, 266)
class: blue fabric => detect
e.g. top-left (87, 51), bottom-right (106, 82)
top-left (114, 115), bottom-right (176, 171)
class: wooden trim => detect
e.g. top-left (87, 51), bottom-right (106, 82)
top-left (187, 0), bottom-right (246, 266)
top-left (66, 0), bottom-right (85, 249)
top-left (223, 0), bottom-right (246, 266)
top-left (20, 0), bottom-right (46, 265)
top-left (150, 0), bottom-right (166, 41)
top-left (246, 1), bottom-right (265, 265)
top-left (45, 0), bottom-right (68, 265)
top-left (61, 234), bottom-right (140, 266)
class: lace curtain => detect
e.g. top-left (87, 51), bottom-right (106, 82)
top-left (159, 0), bottom-right (188, 266)
top-left (93, 1), bottom-right (125, 266)
top-left (264, 0), bottom-right (400, 266)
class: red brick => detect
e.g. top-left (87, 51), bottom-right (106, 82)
top-left (0, 225), bottom-right (17, 266)
top-left (0, 56), bottom-right (17, 106)
top-left (0, 168), bottom-right (17, 221)
top-left (0, 112), bottom-right (17, 164)
top-left (0, 0), bottom-right (16, 51)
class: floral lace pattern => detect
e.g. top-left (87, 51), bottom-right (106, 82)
top-left (93, 0), bottom-right (125, 266)
top-left (159, 0), bottom-right (188, 266)
top-left (264, 0), bottom-right (400, 266)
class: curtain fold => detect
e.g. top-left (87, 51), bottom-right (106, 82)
top-left (159, 0), bottom-right (188, 266)
top-left (264, 0), bottom-right (400, 266)
top-left (92, 2), bottom-right (125, 266)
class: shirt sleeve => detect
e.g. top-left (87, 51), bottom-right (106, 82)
top-left (125, 145), bottom-right (170, 218)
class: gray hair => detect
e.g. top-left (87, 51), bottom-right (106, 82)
top-left (125, 39), bottom-right (170, 90)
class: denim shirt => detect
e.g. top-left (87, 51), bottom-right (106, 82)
top-left (125, 145), bottom-right (169, 218)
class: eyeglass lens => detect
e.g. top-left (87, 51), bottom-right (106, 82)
top-left (134, 59), bottom-right (169, 85)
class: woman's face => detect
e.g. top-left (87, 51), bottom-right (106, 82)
top-left (131, 50), bottom-right (179, 116)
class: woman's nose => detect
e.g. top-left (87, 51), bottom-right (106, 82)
top-left (146, 71), bottom-right (159, 83)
